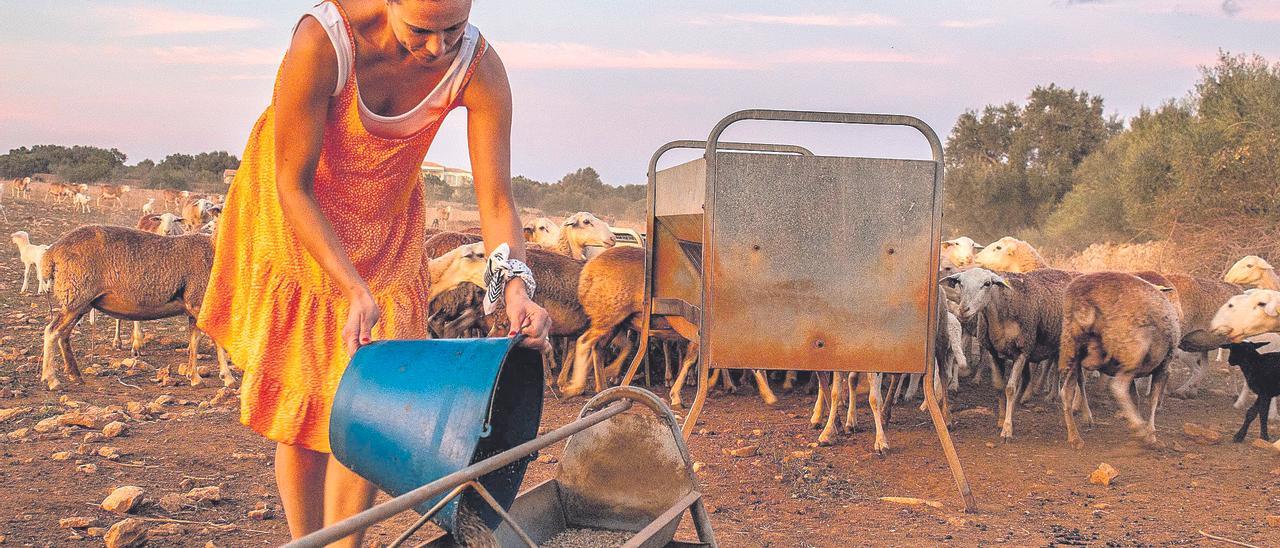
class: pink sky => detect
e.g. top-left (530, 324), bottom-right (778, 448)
top-left (1, 1), bottom-right (1277, 183)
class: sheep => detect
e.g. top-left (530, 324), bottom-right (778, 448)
top-left (1211, 289), bottom-right (1280, 342)
top-left (141, 198), bottom-right (156, 215)
top-left (11, 231), bottom-right (51, 294)
top-left (1217, 341), bottom-right (1280, 442)
top-left (941, 267), bottom-right (1077, 441)
top-left (11, 177), bottom-right (30, 198)
top-left (72, 192), bottom-right (91, 213)
top-left (38, 225), bottom-right (235, 390)
top-left (1224, 256), bottom-right (1280, 290)
top-left (1058, 272), bottom-right (1181, 448)
top-left (46, 182), bottom-right (75, 203)
top-left (561, 245), bottom-right (778, 407)
top-left (810, 293), bottom-right (958, 454)
top-left (161, 189), bottom-right (187, 210)
top-left (973, 236), bottom-right (1049, 273)
top-left (523, 217), bottom-right (561, 249)
top-left (98, 184), bottom-right (130, 209)
top-left (436, 205), bottom-right (453, 229)
top-left (182, 199), bottom-right (221, 232)
top-left (941, 237), bottom-right (983, 267)
top-left (554, 212), bottom-right (616, 260)
top-left (1158, 274), bottom-right (1242, 398)
top-left (137, 213), bottom-right (185, 236)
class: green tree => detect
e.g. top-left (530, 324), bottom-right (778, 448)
top-left (944, 85), bottom-right (1120, 240)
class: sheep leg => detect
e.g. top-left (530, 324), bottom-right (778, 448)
top-left (719, 367), bottom-right (737, 393)
top-left (1234, 382), bottom-right (1255, 410)
top-left (41, 310), bottom-right (75, 390)
top-left (751, 370), bottom-right (778, 406)
top-left (131, 321), bottom-right (143, 356)
top-left (1108, 371), bottom-right (1149, 438)
top-left (902, 373), bottom-right (920, 402)
top-left (111, 319), bottom-right (122, 350)
top-left (1261, 396), bottom-right (1273, 441)
top-left (782, 370), bottom-right (797, 392)
top-left (20, 263), bottom-right (31, 293)
top-left (1022, 360), bottom-right (1049, 405)
top-left (562, 326), bottom-right (610, 398)
top-left (215, 344), bottom-right (238, 388)
top-left (668, 344), bottom-right (697, 409)
top-left (844, 371), bottom-right (859, 431)
top-left (818, 372), bottom-right (844, 445)
top-left (1059, 363), bottom-right (1084, 449)
top-left (1143, 368), bottom-right (1168, 446)
top-left (1234, 402), bottom-right (1262, 443)
top-left (662, 341), bottom-right (674, 387)
top-left (601, 332), bottom-right (634, 381)
top-left (883, 374), bottom-right (901, 424)
top-left (869, 372), bottom-right (890, 455)
top-left (809, 372), bottom-right (829, 428)
top-left (1000, 354), bottom-right (1029, 442)
top-left (1171, 351), bottom-right (1208, 399)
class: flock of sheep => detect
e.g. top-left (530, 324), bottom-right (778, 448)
top-left (936, 236), bottom-right (1280, 449)
top-left (10, 177), bottom-right (1280, 455)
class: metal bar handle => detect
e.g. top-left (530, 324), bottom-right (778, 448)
top-left (702, 109), bottom-right (943, 163)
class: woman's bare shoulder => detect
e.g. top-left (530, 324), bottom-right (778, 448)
top-left (283, 16), bottom-right (339, 95)
top-left (460, 46), bottom-right (511, 112)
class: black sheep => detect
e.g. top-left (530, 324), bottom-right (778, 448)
top-left (1222, 341), bottom-right (1280, 442)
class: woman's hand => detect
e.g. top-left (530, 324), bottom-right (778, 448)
top-left (343, 287), bottom-right (381, 358)
top-left (505, 280), bottom-right (551, 351)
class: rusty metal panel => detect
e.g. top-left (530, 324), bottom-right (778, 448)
top-left (654, 159), bottom-right (705, 217)
top-left (705, 152), bottom-right (937, 373)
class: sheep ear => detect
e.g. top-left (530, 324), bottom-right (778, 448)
top-left (1265, 296), bottom-right (1280, 317)
top-left (941, 241), bottom-right (955, 249)
top-left (1263, 263), bottom-right (1276, 271)
top-left (940, 274), bottom-right (961, 288)
top-left (973, 244), bottom-right (985, 250)
top-left (1155, 285), bottom-right (1174, 293)
top-left (995, 277), bottom-right (1011, 289)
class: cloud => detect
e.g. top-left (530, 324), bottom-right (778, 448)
top-left (939, 18), bottom-right (1001, 28)
top-left (719, 13), bottom-right (901, 27)
top-left (770, 48), bottom-right (943, 65)
top-left (148, 46), bottom-right (280, 65)
top-left (497, 42), bottom-right (753, 70)
top-left (94, 5), bottom-right (265, 36)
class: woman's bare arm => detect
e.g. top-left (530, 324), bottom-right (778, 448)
top-left (275, 18), bottom-right (379, 354)
top-left (462, 48), bottom-right (551, 348)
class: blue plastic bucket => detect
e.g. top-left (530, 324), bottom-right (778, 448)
top-left (329, 337), bottom-right (543, 536)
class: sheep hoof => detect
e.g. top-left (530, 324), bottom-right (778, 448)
top-left (873, 442), bottom-right (889, 456)
top-left (761, 395), bottom-right (778, 406)
top-left (559, 384), bottom-right (586, 399)
top-left (817, 435), bottom-right (834, 447)
top-left (222, 376), bottom-right (240, 389)
top-left (45, 378), bottom-right (62, 391)
top-left (1232, 434), bottom-right (1246, 443)
top-left (189, 376), bottom-right (204, 388)
top-left (1068, 437), bottom-right (1085, 450)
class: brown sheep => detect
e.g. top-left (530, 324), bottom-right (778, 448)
top-left (1162, 274), bottom-right (1242, 397)
top-left (1058, 272), bottom-right (1181, 449)
top-left (38, 225), bottom-right (234, 390)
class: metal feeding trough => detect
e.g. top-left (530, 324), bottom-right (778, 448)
top-left (619, 109), bottom-right (976, 511)
top-left (288, 338), bottom-right (715, 547)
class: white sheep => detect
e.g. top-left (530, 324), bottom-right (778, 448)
top-left (1211, 289), bottom-right (1280, 342)
top-left (72, 192), bottom-right (91, 213)
top-left (555, 212), bottom-right (616, 260)
top-left (973, 236), bottom-right (1049, 273)
top-left (1225, 255), bottom-right (1280, 290)
top-left (941, 237), bottom-right (983, 267)
top-left (523, 217), bottom-right (561, 249)
top-left (11, 231), bottom-right (51, 294)
top-left (141, 198), bottom-right (156, 215)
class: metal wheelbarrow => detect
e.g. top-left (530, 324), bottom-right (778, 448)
top-left (287, 337), bottom-right (716, 548)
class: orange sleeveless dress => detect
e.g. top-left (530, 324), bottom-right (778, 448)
top-left (198, 2), bottom-right (488, 452)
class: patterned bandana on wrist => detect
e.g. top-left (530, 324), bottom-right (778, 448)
top-left (483, 243), bottom-right (536, 315)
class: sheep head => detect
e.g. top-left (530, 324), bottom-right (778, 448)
top-left (941, 236), bottom-right (982, 267)
top-left (973, 236), bottom-right (1041, 273)
top-left (1224, 255), bottom-right (1274, 287)
top-left (525, 217), bottom-right (561, 249)
top-left (1211, 289), bottom-right (1280, 342)
top-left (11, 231), bottom-right (30, 245)
top-left (940, 267), bottom-right (1010, 322)
top-left (428, 242), bottom-right (487, 301)
top-left (562, 212), bottom-right (615, 249)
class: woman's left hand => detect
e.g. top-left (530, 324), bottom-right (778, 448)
top-left (505, 280), bottom-right (552, 351)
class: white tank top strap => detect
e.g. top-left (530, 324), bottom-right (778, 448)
top-left (294, 2), bottom-right (352, 97)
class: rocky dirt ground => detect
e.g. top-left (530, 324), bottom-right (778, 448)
top-left (1, 189), bottom-right (1278, 547)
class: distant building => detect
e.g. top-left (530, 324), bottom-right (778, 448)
top-left (421, 161), bottom-right (473, 188)
top-left (223, 169), bottom-right (237, 186)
